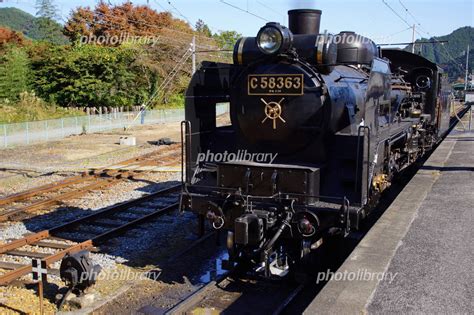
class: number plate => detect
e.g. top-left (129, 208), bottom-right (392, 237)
top-left (248, 74), bottom-right (304, 96)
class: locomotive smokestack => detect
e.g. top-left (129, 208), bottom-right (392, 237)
top-left (288, 9), bottom-right (322, 35)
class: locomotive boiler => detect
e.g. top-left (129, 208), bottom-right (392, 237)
top-left (180, 9), bottom-right (451, 277)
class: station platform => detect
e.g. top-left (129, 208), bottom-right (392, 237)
top-left (305, 126), bottom-right (474, 313)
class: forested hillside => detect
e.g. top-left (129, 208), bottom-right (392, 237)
top-left (0, 7), bottom-right (66, 43)
top-left (407, 27), bottom-right (473, 81)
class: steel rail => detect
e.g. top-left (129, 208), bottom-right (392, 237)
top-left (165, 270), bottom-right (304, 315)
top-left (0, 178), bottom-right (112, 222)
top-left (0, 172), bottom-right (136, 222)
top-left (165, 272), bottom-right (231, 315)
top-left (272, 283), bottom-right (306, 315)
top-left (0, 173), bottom-right (91, 206)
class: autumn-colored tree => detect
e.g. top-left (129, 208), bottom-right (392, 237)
top-left (62, 7), bottom-right (94, 43)
top-left (0, 27), bottom-right (26, 48)
top-left (63, 2), bottom-right (194, 46)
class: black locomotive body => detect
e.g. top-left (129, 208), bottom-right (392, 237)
top-left (180, 9), bottom-right (451, 277)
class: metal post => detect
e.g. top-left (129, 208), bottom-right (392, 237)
top-left (3, 124), bottom-right (7, 148)
top-left (38, 280), bottom-right (44, 315)
top-left (192, 36), bottom-right (196, 74)
top-left (469, 105), bottom-right (472, 131)
top-left (465, 44), bottom-right (470, 92)
top-left (26, 122), bottom-right (29, 145)
top-left (411, 24), bottom-right (416, 53)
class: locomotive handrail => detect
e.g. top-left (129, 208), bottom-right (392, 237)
top-left (343, 197), bottom-right (351, 237)
top-left (180, 120), bottom-right (192, 186)
top-left (355, 125), bottom-right (371, 204)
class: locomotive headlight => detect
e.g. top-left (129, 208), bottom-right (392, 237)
top-left (257, 27), bottom-right (282, 54)
top-left (257, 23), bottom-right (292, 55)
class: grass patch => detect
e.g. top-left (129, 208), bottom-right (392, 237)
top-left (0, 92), bottom-right (84, 124)
top-left (151, 93), bottom-right (185, 110)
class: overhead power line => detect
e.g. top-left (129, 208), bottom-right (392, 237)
top-left (381, 0), bottom-right (412, 28)
top-left (379, 40), bottom-right (449, 46)
top-left (398, 0), bottom-right (422, 26)
top-left (152, 0), bottom-right (226, 34)
top-left (166, 0), bottom-right (192, 25)
top-left (256, 0), bottom-right (285, 21)
top-left (388, 26), bottom-right (413, 38)
top-left (398, 0), bottom-right (432, 36)
top-left (152, 0), bottom-right (168, 12)
top-left (219, 0), bottom-right (269, 22)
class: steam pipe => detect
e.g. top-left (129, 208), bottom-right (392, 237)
top-left (261, 211), bottom-right (293, 277)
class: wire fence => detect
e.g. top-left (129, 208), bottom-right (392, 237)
top-left (0, 103), bottom-right (229, 148)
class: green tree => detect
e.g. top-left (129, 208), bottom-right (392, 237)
top-left (195, 19), bottom-right (212, 37)
top-left (30, 44), bottom-right (153, 107)
top-left (36, 0), bottom-right (57, 20)
top-left (213, 30), bottom-right (241, 49)
top-left (0, 46), bottom-right (31, 101)
top-left (34, 0), bottom-right (67, 44)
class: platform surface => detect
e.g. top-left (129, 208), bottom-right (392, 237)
top-left (305, 129), bottom-right (474, 314)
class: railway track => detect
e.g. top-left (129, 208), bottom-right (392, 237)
top-left (166, 271), bottom-right (305, 315)
top-left (0, 184), bottom-right (181, 286)
top-left (0, 146), bottom-right (181, 222)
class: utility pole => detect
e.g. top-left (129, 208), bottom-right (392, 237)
top-left (411, 24), bottom-right (416, 53)
top-left (192, 36), bottom-right (196, 75)
top-left (465, 44), bottom-right (470, 91)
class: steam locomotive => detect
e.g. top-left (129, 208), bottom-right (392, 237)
top-left (179, 9), bottom-right (452, 277)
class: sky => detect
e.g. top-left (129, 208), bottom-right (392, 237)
top-left (1, 0), bottom-right (472, 45)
